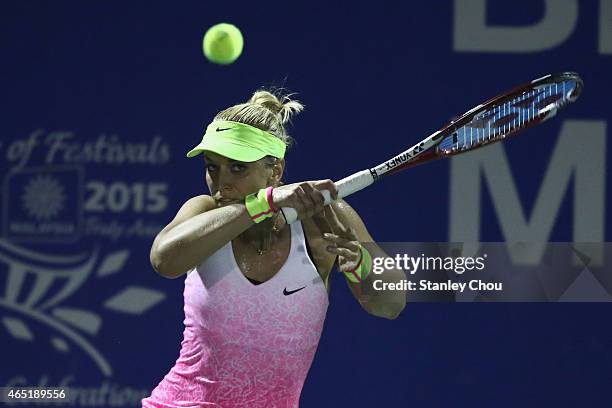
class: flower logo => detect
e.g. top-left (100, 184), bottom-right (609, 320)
top-left (22, 175), bottom-right (66, 221)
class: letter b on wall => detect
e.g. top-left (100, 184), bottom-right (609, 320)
top-left (453, 0), bottom-right (578, 52)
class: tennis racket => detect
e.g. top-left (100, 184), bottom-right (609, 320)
top-left (280, 72), bottom-right (583, 223)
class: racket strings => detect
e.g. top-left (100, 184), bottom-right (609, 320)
top-left (439, 79), bottom-right (579, 154)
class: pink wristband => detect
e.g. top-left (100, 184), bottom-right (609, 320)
top-left (266, 187), bottom-right (278, 213)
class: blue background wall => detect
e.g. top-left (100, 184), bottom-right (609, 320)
top-left (1, 1), bottom-right (610, 407)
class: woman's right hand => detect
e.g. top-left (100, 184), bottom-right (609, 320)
top-left (272, 180), bottom-right (338, 220)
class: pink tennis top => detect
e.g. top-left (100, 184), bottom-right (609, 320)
top-left (142, 222), bottom-right (329, 408)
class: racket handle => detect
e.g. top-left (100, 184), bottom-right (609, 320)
top-left (280, 170), bottom-right (375, 224)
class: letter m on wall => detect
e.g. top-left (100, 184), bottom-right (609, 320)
top-left (449, 120), bottom-right (606, 264)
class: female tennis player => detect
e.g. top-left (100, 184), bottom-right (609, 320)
top-left (141, 89), bottom-right (406, 408)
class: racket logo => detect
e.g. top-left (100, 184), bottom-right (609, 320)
top-left (385, 152), bottom-right (412, 169)
top-left (385, 139), bottom-right (432, 170)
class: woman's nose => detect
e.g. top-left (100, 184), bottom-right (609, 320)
top-left (217, 169), bottom-right (234, 191)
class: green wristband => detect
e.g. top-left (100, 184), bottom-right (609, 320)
top-left (245, 188), bottom-right (275, 223)
top-left (344, 245), bottom-right (372, 283)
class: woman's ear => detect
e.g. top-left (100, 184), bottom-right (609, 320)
top-left (270, 159), bottom-right (285, 186)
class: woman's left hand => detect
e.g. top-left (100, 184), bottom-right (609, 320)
top-left (313, 205), bottom-right (362, 273)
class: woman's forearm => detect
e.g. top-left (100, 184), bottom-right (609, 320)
top-left (151, 203), bottom-right (253, 278)
top-left (349, 245), bottom-right (407, 319)
top-left (361, 266), bottom-right (407, 319)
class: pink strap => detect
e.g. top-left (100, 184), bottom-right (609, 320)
top-left (266, 187), bottom-right (278, 213)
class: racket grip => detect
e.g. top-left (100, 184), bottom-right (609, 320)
top-left (280, 170), bottom-right (375, 224)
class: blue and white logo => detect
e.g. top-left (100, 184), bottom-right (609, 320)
top-left (3, 167), bottom-right (82, 243)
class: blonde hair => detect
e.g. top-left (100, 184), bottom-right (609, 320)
top-left (214, 88), bottom-right (304, 148)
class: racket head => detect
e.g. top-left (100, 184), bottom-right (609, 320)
top-left (436, 72), bottom-right (582, 156)
top-left (376, 72), bottom-right (583, 176)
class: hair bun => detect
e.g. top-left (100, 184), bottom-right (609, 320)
top-left (248, 89), bottom-right (304, 125)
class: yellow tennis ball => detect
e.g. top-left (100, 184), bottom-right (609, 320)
top-left (202, 23), bottom-right (244, 65)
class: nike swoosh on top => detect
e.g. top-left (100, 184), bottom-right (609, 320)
top-left (216, 127), bottom-right (232, 132)
top-left (283, 286), bottom-right (306, 296)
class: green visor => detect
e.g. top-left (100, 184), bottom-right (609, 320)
top-left (186, 120), bottom-right (286, 162)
